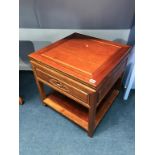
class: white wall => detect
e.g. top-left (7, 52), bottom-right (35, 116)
top-left (19, 29), bottom-right (130, 42)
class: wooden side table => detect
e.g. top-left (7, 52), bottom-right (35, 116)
top-left (29, 33), bottom-right (131, 137)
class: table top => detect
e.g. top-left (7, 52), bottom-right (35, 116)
top-left (29, 33), bottom-right (131, 87)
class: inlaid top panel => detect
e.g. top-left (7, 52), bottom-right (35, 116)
top-left (29, 33), bottom-right (130, 87)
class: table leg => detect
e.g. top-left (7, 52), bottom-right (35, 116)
top-left (32, 66), bottom-right (46, 103)
top-left (88, 94), bottom-right (97, 137)
top-left (36, 80), bottom-right (46, 102)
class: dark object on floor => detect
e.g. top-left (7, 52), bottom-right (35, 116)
top-left (19, 97), bottom-right (24, 105)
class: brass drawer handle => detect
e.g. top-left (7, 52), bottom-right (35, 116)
top-left (55, 81), bottom-right (63, 87)
top-left (49, 78), bottom-right (69, 93)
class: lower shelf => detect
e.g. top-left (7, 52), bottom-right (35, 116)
top-left (43, 92), bottom-right (89, 130)
top-left (43, 88), bottom-right (119, 131)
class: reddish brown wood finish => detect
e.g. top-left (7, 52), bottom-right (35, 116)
top-left (29, 33), bottom-right (131, 137)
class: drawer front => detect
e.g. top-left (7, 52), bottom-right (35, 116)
top-left (35, 68), bottom-right (89, 105)
top-left (31, 60), bottom-right (94, 93)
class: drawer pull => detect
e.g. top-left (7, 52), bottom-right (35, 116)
top-left (49, 78), bottom-right (69, 93)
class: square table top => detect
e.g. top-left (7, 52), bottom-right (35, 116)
top-left (29, 33), bottom-right (131, 87)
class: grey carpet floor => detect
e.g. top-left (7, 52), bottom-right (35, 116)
top-left (19, 71), bottom-right (135, 155)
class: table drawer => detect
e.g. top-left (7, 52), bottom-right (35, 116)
top-left (35, 68), bottom-right (89, 105)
